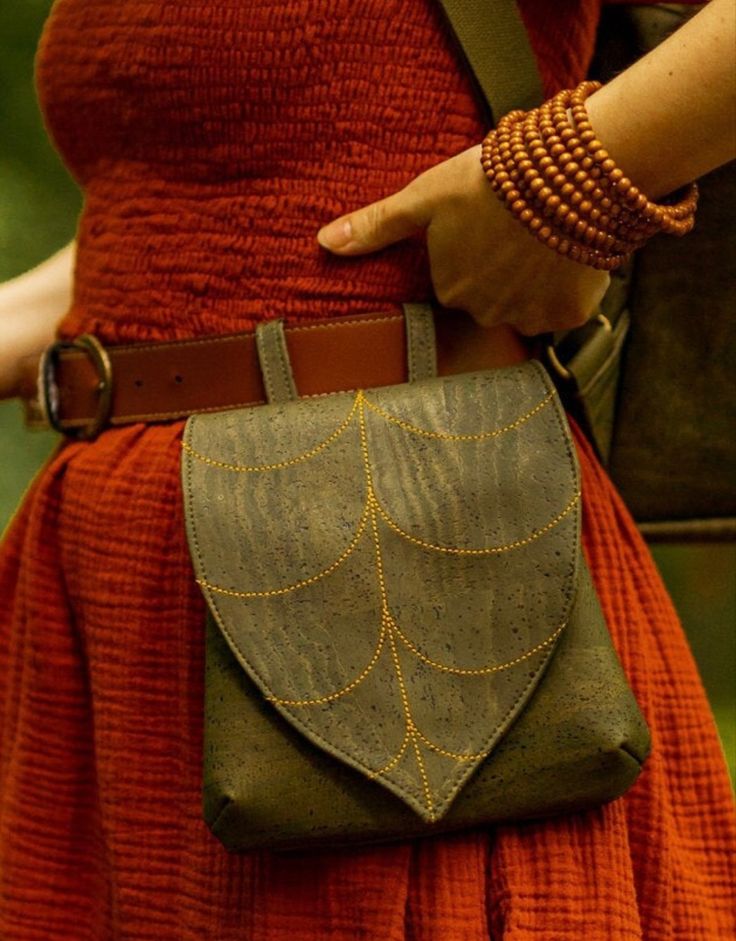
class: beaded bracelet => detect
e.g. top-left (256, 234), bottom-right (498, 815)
top-left (480, 79), bottom-right (699, 270)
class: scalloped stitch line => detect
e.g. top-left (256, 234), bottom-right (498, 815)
top-left (411, 725), bottom-right (488, 763)
top-left (373, 490), bottom-right (580, 555)
top-left (362, 389), bottom-right (554, 441)
top-left (266, 617), bottom-right (388, 707)
top-left (181, 393), bottom-right (360, 471)
top-left (387, 609), bottom-right (565, 676)
top-left (197, 498), bottom-right (370, 598)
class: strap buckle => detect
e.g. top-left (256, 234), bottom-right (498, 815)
top-left (38, 333), bottom-right (113, 440)
top-left (545, 312), bottom-right (613, 382)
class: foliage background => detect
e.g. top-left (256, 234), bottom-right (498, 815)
top-left (1, 1), bottom-right (734, 782)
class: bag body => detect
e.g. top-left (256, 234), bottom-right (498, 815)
top-left (182, 304), bottom-right (650, 852)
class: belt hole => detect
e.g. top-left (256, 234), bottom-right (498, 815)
top-left (134, 378), bottom-right (143, 388)
top-left (174, 374), bottom-right (183, 384)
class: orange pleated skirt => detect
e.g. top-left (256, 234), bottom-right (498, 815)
top-left (1, 417), bottom-right (734, 940)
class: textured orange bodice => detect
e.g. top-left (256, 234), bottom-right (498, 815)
top-left (34, 0), bottom-right (606, 344)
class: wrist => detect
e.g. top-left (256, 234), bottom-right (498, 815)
top-left (582, 90), bottom-right (677, 202)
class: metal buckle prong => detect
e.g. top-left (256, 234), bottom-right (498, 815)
top-left (38, 333), bottom-right (113, 440)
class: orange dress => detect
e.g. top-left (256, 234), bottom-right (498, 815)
top-left (1, 1), bottom-right (733, 938)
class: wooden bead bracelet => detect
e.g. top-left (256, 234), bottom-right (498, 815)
top-left (480, 79), bottom-right (699, 270)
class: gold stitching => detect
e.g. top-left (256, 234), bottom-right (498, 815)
top-left (194, 384), bottom-right (571, 815)
top-left (198, 498), bottom-right (370, 598)
top-left (411, 726), bottom-right (488, 763)
top-left (411, 735), bottom-right (435, 819)
top-left (373, 491), bottom-right (580, 555)
top-left (367, 723), bottom-right (412, 778)
top-left (182, 394), bottom-right (359, 471)
top-left (267, 617), bottom-right (388, 706)
top-left (362, 390), bottom-right (554, 441)
top-left (388, 609), bottom-right (565, 676)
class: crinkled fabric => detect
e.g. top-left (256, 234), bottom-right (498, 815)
top-left (2, 0), bottom-right (733, 937)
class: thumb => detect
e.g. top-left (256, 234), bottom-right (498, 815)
top-left (317, 181), bottom-right (431, 255)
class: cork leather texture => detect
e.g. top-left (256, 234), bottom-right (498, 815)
top-left (201, 560), bottom-right (650, 852)
top-left (183, 360), bottom-right (585, 821)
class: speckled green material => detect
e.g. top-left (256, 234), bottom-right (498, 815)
top-left (181, 305), bottom-right (650, 851)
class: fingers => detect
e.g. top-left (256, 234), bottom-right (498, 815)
top-left (317, 177), bottom-right (433, 254)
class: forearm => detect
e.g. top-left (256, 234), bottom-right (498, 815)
top-left (584, 0), bottom-right (736, 200)
top-left (0, 239), bottom-right (75, 399)
top-left (0, 239), bottom-right (75, 313)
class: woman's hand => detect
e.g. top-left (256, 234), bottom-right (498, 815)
top-left (317, 143), bottom-right (610, 337)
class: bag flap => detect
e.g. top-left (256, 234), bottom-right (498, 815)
top-left (182, 360), bottom-right (581, 821)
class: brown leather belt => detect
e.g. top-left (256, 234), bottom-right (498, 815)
top-left (20, 310), bottom-right (422, 439)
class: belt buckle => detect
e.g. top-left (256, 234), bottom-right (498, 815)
top-left (38, 333), bottom-right (113, 440)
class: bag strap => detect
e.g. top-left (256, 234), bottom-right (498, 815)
top-left (434, 0), bottom-right (544, 124)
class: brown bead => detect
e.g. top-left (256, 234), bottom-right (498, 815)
top-left (582, 228), bottom-right (597, 246)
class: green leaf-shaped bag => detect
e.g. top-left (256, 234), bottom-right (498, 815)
top-left (181, 303), bottom-right (650, 851)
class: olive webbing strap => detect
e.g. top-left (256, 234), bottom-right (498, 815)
top-left (434, 0), bottom-right (544, 126)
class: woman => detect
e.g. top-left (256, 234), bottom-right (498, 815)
top-left (1, 0), bottom-right (734, 938)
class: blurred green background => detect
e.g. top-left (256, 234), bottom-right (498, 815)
top-left (1, 1), bottom-right (734, 783)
